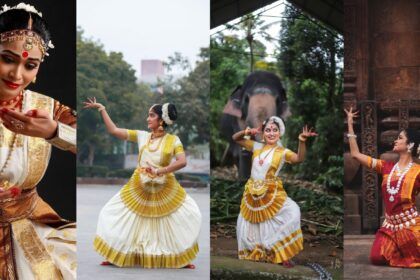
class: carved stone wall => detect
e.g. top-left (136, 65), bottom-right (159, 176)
top-left (344, 0), bottom-right (420, 234)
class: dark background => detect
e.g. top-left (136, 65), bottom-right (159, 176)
top-left (5, 0), bottom-right (76, 220)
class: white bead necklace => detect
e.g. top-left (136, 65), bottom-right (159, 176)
top-left (386, 161), bottom-right (413, 202)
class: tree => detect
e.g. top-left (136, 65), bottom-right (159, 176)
top-left (77, 28), bottom-right (148, 165)
top-left (158, 49), bottom-right (210, 147)
top-left (277, 5), bottom-right (344, 191)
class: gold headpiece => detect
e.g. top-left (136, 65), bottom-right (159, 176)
top-left (0, 3), bottom-right (54, 60)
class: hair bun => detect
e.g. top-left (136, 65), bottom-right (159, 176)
top-left (167, 103), bottom-right (177, 121)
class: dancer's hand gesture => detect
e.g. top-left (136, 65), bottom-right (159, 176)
top-left (246, 126), bottom-right (261, 136)
top-left (344, 106), bottom-right (359, 126)
top-left (83, 97), bottom-right (105, 111)
top-left (299, 125), bottom-right (317, 141)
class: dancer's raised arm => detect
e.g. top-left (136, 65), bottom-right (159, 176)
top-left (288, 125), bottom-right (317, 164)
top-left (344, 107), bottom-right (370, 167)
top-left (83, 97), bottom-right (128, 140)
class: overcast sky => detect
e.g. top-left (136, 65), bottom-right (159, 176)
top-left (77, 0), bottom-right (209, 77)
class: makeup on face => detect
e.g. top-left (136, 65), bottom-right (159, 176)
top-left (147, 110), bottom-right (160, 130)
top-left (264, 123), bottom-right (280, 144)
top-left (0, 40), bottom-right (42, 98)
top-left (393, 131), bottom-right (408, 152)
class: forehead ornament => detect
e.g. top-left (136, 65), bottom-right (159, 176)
top-left (0, 3), bottom-right (54, 60)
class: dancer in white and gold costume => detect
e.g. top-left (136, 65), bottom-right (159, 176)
top-left (84, 98), bottom-right (201, 268)
top-left (232, 116), bottom-right (316, 267)
top-left (0, 3), bottom-right (77, 280)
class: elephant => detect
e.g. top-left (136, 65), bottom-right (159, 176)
top-left (220, 71), bottom-right (290, 180)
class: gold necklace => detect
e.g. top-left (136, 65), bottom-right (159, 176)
top-left (147, 134), bottom-right (165, 152)
top-left (0, 127), bottom-right (18, 189)
top-left (258, 146), bottom-right (276, 166)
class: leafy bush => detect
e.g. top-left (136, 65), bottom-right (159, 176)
top-left (77, 165), bottom-right (108, 177)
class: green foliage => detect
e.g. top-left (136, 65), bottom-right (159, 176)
top-left (77, 28), bottom-right (209, 168)
top-left (107, 168), bottom-right (135, 178)
top-left (210, 178), bottom-right (243, 222)
top-left (315, 156), bottom-right (344, 192)
top-left (210, 35), bottom-right (249, 165)
top-left (77, 28), bottom-right (149, 165)
top-left (77, 165), bottom-right (108, 177)
top-left (160, 48), bottom-right (210, 146)
top-left (278, 6), bottom-right (344, 192)
top-left (210, 7), bottom-right (343, 192)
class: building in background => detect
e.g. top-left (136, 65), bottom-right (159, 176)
top-left (140, 59), bottom-right (165, 84)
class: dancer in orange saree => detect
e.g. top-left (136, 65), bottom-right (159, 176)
top-left (345, 107), bottom-right (419, 268)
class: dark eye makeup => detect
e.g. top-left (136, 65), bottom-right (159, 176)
top-left (1, 54), bottom-right (15, 63)
top-left (25, 62), bottom-right (39, 70)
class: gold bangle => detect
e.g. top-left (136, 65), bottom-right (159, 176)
top-left (46, 122), bottom-right (76, 151)
top-left (298, 135), bottom-right (307, 142)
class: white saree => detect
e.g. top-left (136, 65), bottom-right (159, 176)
top-left (94, 130), bottom-right (201, 268)
top-left (0, 90), bottom-right (76, 280)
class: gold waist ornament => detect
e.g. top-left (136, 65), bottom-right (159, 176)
top-left (120, 168), bottom-right (186, 218)
top-left (240, 177), bottom-right (287, 223)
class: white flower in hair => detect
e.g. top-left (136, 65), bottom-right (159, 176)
top-left (48, 41), bottom-right (55, 49)
top-left (1, 5), bottom-right (11, 13)
top-left (162, 103), bottom-right (173, 125)
top-left (0, 3), bottom-right (43, 17)
top-left (417, 145), bottom-right (420, 159)
top-left (268, 116), bottom-right (285, 136)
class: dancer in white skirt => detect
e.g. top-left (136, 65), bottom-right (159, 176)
top-left (232, 116), bottom-right (317, 267)
top-left (0, 3), bottom-right (77, 279)
top-left (84, 98), bottom-right (201, 268)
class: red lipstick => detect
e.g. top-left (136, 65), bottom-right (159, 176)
top-left (2, 79), bottom-right (21, 90)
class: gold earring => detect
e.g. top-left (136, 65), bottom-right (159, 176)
top-left (158, 121), bottom-right (164, 132)
top-left (32, 77), bottom-right (37, 84)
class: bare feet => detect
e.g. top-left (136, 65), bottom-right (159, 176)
top-left (183, 264), bottom-right (196, 269)
top-left (282, 261), bottom-right (294, 268)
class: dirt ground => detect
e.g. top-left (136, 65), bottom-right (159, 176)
top-left (211, 225), bottom-right (343, 269)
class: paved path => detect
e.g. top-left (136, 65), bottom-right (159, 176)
top-left (77, 184), bottom-right (210, 280)
top-left (344, 235), bottom-right (420, 280)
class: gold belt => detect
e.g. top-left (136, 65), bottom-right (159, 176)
top-left (0, 188), bottom-right (37, 224)
top-left (246, 178), bottom-right (281, 196)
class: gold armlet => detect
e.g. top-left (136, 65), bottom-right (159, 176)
top-left (46, 122), bottom-right (76, 151)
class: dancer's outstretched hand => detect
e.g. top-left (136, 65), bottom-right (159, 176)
top-left (299, 125), bottom-right (317, 141)
top-left (83, 97), bottom-right (105, 110)
top-left (344, 106), bottom-right (359, 126)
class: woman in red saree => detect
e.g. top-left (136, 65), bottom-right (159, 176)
top-left (345, 107), bottom-right (419, 268)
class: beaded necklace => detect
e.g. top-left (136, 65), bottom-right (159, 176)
top-left (0, 91), bottom-right (23, 109)
top-left (147, 133), bottom-right (165, 152)
top-left (386, 161), bottom-right (413, 202)
top-left (258, 146), bottom-right (276, 166)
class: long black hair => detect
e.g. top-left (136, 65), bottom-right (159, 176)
top-left (403, 128), bottom-right (420, 159)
